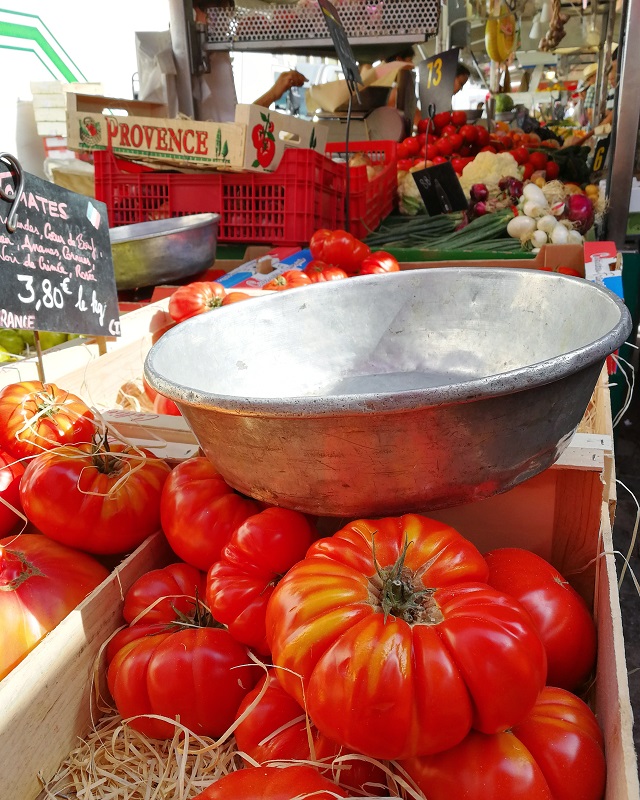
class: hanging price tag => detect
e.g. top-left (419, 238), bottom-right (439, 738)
top-left (0, 159), bottom-right (120, 338)
top-left (417, 48), bottom-right (459, 117)
top-left (412, 162), bottom-right (468, 216)
top-left (591, 135), bottom-right (611, 173)
top-left (317, 0), bottom-right (362, 90)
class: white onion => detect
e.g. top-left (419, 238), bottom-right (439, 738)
top-left (522, 201), bottom-right (545, 218)
top-left (550, 224), bottom-right (569, 244)
top-left (567, 229), bottom-right (584, 245)
top-left (531, 230), bottom-right (548, 248)
top-left (522, 183), bottom-right (549, 208)
top-left (537, 215), bottom-right (557, 234)
top-left (507, 215), bottom-right (537, 241)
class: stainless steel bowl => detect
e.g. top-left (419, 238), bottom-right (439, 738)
top-left (145, 268), bottom-right (631, 516)
top-left (109, 213), bottom-right (219, 291)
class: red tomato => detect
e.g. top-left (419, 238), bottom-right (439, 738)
top-left (451, 157), bottom-right (465, 175)
top-left (305, 260), bottom-right (348, 282)
top-left (321, 230), bottom-right (370, 275)
top-left (397, 158), bottom-right (414, 172)
top-left (107, 625), bottom-right (256, 739)
top-left (192, 766), bottom-right (350, 799)
top-left (401, 687), bottom-right (606, 800)
top-left (402, 136), bottom-right (421, 156)
top-left (168, 282), bottom-right (227, 323)
top-left (207, 507), bottom-right (316, 654)
top-left (417, 118), bottom-right (430, 134)
top-left (426, 143), bottom-right (440, 161)
top-left (480, 145), bottom-right (497, 154)
top-left (447, 133), bottom-right (464, 153)
top-left (433, 111), bottom-right (452, 130)
top-left (0, 381), bottom-right (95, 460)
top-left (20, 443), bottom-right (171, 555)
top-left (523, 162), bottom-right (535, 181)
top-left (160, 457), bottom-right (261, 571)
top-left (0, 533), bottom-right (109, 679)
top-left (266, 514), bottom-right (547, 760)
top-left (234, 670), bottom-right (387, 795)
top-left (451, 110), bottom-right (468, 127)
top-left (358, 251), bottom-right (400, 275)
top-left (263, 269), bottom-right (311, 291)
top-left (485, 548), bottom-right (596, 690)
top-left (475, 126), bottom-right (491, 147)
top-left (545, 160), bottom-right (560, 180)
top-left (432, 155), bottom-right (448, 164)
top-left (123, 562), bottom-right (207, 624)
top-left (153, 394), bottom-right (181, 416)
top-left (441, 124), bottom-right (458, 138)
top-left (0, 450), bottom-right (24, 536)
top-left (436, 138), bottom-right (455, 157)
top-left (529, 151), bottom-right (549, 171)
top-left (459, 144), bottom-right (471, 157)
top-left (556, 266), bottom-right (582, 277)
top-left (142, 375), bottom-right (158, 404)
top-left (309, 228), bottom-right (333, 261)
top-left (105, 621), bottom-right (168, 665)
top-left (396, 140), bottom-right (410, 159)
top-left (511, 146), bottom-right (530, 165)
top-left (459, 124), bottom-right (479, 144)
top-left (221, 291), bottom-right (252, 305)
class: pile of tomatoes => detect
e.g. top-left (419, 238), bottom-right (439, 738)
top-left (397, 111), bottom-right (560, 182)
top-left (0, 376), bottom-right (606, 799)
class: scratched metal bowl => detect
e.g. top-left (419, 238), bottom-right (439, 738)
top-left (109, 213), bottom-right (219, 291)
top-left (144, 268), bottom-right (631, 517)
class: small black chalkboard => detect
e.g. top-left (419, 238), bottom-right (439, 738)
top-left (412, 162), bottom-right (468, 216)
top-left (591, 135), bottom-right (611, 173)
top-left (317, 0), bottom-right (362, 91)
top-left (417, 48), bottom-right (459, 118)
top-left (0, 161), bottom-right (120, 338)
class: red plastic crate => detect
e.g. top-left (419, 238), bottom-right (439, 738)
top-left (94, 149), bottom-right (345, 245)
top-left (325, 140), bottom-right (398, 239)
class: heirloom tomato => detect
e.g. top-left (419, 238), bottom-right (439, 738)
top-left (153, 394), bottom-right (181, 416)
top-left (20, 442), bottom-right (170, 555)
top-left (221, 291), bottom-right (252, 305)
top-left (309, 228), bottom-right (333, 261)
top-left (264, 270), bottom-right (311, 291)
top-left (160, 457), bottom-right (261, 571)
top-left (107, 621), bottom-right (256, 739)
top-left (194, 766), bottom-right (349, 799)
top-left (303, 260), bottom-right (348, 283)
top-left (206, 507), bottom-right (316, 654)
top-left (0, 449), bottom-right (25, 536)
top-left (105, 621), bottom-right (167, 665)
top-left (0, 533), bottom-right (108, 679)
top-left (401, 686), bottom-right (605, 800)
top-left (168, 282), bottom-right (227, 323)
top-left (266, 514), bottom-right (547, 760)
top-left (0, 381), bottom-right (95, 460)
top-left (485, 547), bottom-right (597, 691)
top-left (123, 562), bottom-right (207, 624)
top-left (358, 251), bottom-right (400, 275)
top-left (234, 670), bottom-right (387, 795)
top-left (321, 230), bottom-right (370, 274)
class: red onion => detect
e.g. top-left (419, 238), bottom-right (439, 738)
top-left (470, 184), bottom-right (489, 203)
top-left (564, 194), bottom-right (594, 234)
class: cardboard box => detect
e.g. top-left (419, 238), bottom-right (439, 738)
top-left (398, 244), bottom-right (585, 273)
top-left (67, 93), bottom-right (245, 170)
top-left (234, 104), bottom-right (329, 172)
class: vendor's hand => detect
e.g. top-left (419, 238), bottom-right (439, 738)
top-left (273, 70), bottom-right (308, 99)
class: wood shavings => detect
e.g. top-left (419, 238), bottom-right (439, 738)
top-left (40, 710), bottom-right (243, 800)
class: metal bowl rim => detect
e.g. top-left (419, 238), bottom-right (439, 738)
top-left (145, 267), bottom-right (632, 416)
top-left (109, 213), bottom-right (220, 244)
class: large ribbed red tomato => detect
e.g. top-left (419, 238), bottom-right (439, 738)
top-left (0, 381), bottom-right (95, 460)
top-left (234, 670), bottom-right (388, 795)
top-left (206, 507), bottom-right (316, 654)
top-left (168, 281), bottom-right (227, 323)
top-left (0, 533), bottom-right (109, 679)
top-left (485, 547), bottom-right (597, 691)
top-left (0, 449), bottom-right (25, 536)
top-left (160, 457), bottom-right (261, 571)
top-left (20, 442), bottom-right (171, 554)
top-left (123, 562), bottom-right (207, 624)
top-left (401, 686), bottom-right (606, 800)
top-left (193, 766), bottom-right (350, 799)
top-left (266, 514), bottom-right (547, 760)
top-left (107, 623), bottom-right (257, 739)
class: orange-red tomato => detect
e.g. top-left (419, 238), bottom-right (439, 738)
top-left (123, 562), bottom-right (207, 624)
top-left (0, 381), bottom-right (95, 460)
top-left (266, 514), bottom-right (547, 760)
top-left (0, 449), bottom-right (25, 536)
top-left (401, 687), bottom-right (606, 800)
top-left (221, 291), bottom-right (252, 305)
top-left (153, 393), bottom-right (181, 416)
top-left (263, 269), bottom-right (311, 291)
top-left (193, 766), bottom-right (350, 799)
top-left (0, 534), bottom-right (109, 679)
top-left (168, 282), bottom-right (227, 323)
top-left (20, 443), bottom-right (171, 555)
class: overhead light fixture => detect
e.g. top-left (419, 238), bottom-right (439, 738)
top-left (545, 69), bottom-right (556, 80)
top-left (530, 13), bottom-right (541, 39)
top-left (540, 1), bottom-right (551, 23)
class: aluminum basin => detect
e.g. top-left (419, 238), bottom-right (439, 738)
top-left (145, 268), bottom-right (631, 516)
top-left (109, 213), bottom-right (219, 291)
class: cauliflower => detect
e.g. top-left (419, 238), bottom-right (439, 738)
top-left (459, 152), bottom-right (522, 197)
top-left (398, 169), bottom-right (426, 216)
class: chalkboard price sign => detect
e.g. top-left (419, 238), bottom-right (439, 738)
top-left (412, 161), bottom-right (468, 216)
top-left (317, 0), bottom-right (362, 91)
top-left (0, 159), bottom-right (120, 338)
top-left (417, 47), bottom-right (460, 118)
